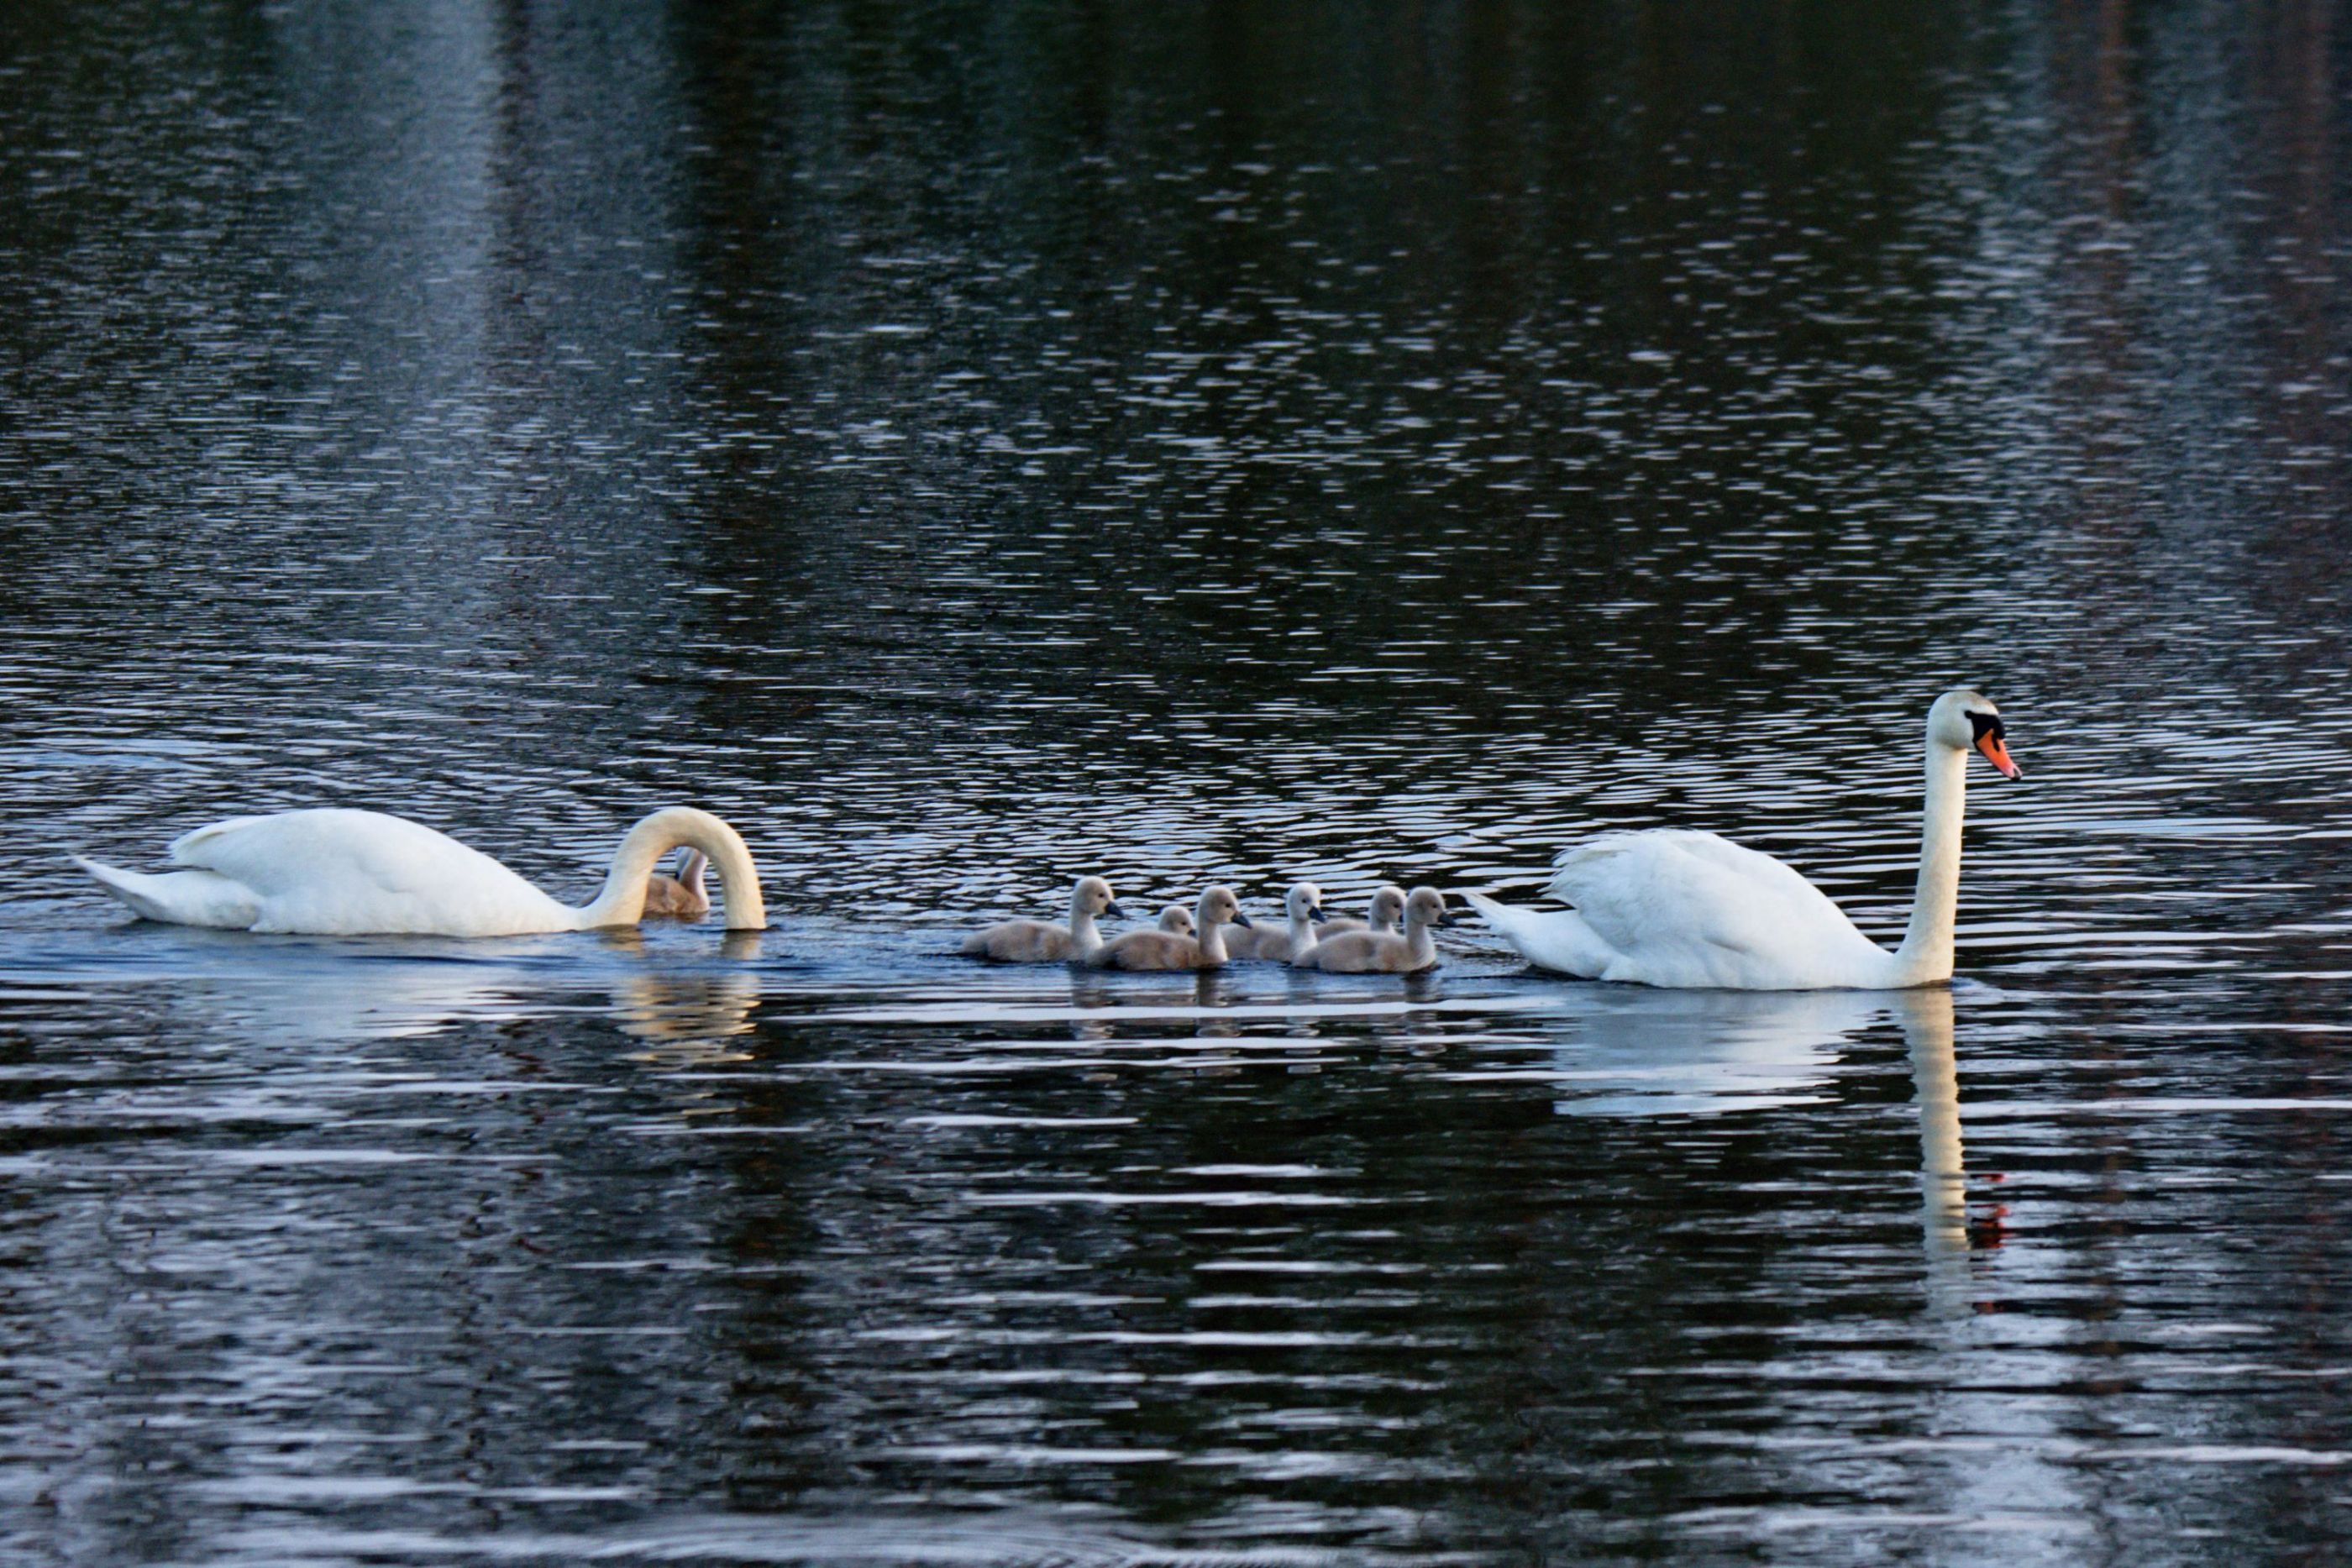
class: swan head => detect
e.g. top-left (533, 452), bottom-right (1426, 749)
top-left (1200, 886), bottom-right (1247, 930)
top-left (1929, 689), bottom-right (2022, 780)
top-left (1284, 882), bottom-right (1326, 925)
top-left (1158, 903), bottom-right (1196, 936)
top-left (1072, 876), bottom-right (1126, 920)
top-left (1368, 884), bottom-right (1408, 929)
top-left (1406, 887), bottom-right (1452, 929)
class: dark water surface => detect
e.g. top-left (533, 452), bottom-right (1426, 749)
top-left (8, 2), bottom-right (2352, 1562)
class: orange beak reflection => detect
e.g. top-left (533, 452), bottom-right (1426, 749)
top-left (1975, 733), bottom-right (2023, 780)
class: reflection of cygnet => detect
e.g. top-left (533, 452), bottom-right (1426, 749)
top-left (1088, 887), bottom-right (1246, 971)
top-left (1319, 884), bottom-right (1406, 937)
top-left (960, 876), bottom-right (1124, 962)
top-left (1225, 882), bottom-right (1323, 962)
top-left (642, 849), bottom-right (710, 918)
top-left (1156, 903), bottom-right (1196, 937)
top-left (1298, 887), bottom-right (1450, 973)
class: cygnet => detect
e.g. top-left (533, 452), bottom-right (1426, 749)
top-left (1156, 903), bottom-right (1196, 936)
top-left (1297, 886), bottom-right (1451, 973)
top-left (1224, 881), bottom-right (1324, 962)
top-left (1316, 884), bottom-right (1406, 937)
top-left (642, 849), bottom-right (711, 918)
top-left (1087, 886), bottom-right (1247, 971)
top-left (960, 875), bottom-right (1125, 962)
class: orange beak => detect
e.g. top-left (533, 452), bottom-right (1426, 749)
top-left (1975, 733), bottom-right (2023, 780)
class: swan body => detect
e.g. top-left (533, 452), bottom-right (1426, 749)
top-left (1299, 887), bottom-right (1450, 973)
top-left (643, 849), bottom-right (711, 918)
top-left (1465, 689), bottom-right (2022, 990)
top-left (960, 876), bottom-right (1124, 962)
top-left (1317, 884), bottom-right (1406, 937)
top-left (1087, 887), bottom-right (1246, 971)
top-left (76, 806), bottom-right (767, 936)
top-left (1223, 882), bottom-right (1324, 962)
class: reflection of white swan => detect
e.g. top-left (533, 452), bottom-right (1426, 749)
top-left (1465, 689), bottom-right (2023, 989)
top-left (76, 807), bottom-right (766, 936)
top-left (1546, 987), bottom-right (1888, 1116)
top-left (1898, 988), bottom-right (1973, 1305)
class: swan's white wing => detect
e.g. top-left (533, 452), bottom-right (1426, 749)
top-left (1543, 830), bottom-right (1889, 989)
top-left (169, 809), bottom-right (573, 936)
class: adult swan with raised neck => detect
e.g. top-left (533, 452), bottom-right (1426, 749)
top-left (1463, 690), bottom-right (2022, 990)
top-left (75, 805), bottom-right (768, 937)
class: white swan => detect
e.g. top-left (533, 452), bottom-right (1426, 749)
top-left (1222, 882), bottom-right (1325, 962)
top-left (1463, 689), bottom-right (2022, 990)
top-left (643, 849), bottom-right (711, 918)
top-left (1298, 887), bottom-right (1450, 973)
top-left (76, 806), bottom-right (767, 936)
top-left (960, 876), bottom-right (1125, 962)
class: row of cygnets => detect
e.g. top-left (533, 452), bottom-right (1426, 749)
top-left (959, 878), bottom-right (1454, 974)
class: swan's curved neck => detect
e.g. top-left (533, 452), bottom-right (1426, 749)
top-left (1402, 912), bottom-right (1438, 967)
top-left (580, 808), bottom-right (766, 931)
top-left (1891, 741), bottom-right (1967, 983)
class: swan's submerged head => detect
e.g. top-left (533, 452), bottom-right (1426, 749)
top-left (1929, 688), bottom-right (2023, 780)
top-left (1071, 876), bottom-right (1126, 920)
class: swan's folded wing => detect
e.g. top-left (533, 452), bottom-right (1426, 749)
top-left (1545, 830), bottom-right (1861, 968)
top-left (171, 810), bottom-right (449, 899)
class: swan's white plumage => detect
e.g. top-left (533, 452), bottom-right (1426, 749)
top-left (79, 806), bottom-right (766, 937)
top-left (1467, 689), bottom-right (2020, 991)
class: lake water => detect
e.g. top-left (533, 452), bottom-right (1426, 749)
top-left (6, 2), bottom-right (2352, 1562)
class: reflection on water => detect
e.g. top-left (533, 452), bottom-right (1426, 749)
top-left (7, 0), bottom-right (2352, 1560)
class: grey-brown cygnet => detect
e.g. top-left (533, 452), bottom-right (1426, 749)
top-left (643, 849), bottom-right (711, 919)
top-left (1224, 881), bottom-right (1324, 962)
top-left (1087, 886), bottom-right (1247, 971)
top-left (1298, 887), bottom-right (1450, 973)
top-left (1316, 884), bottom-right (1406, 938)
top-left (961, 875), bottom-right (1125, 962)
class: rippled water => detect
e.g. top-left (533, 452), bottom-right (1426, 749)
top-left (7, 1), bottom-right (2352, 1562)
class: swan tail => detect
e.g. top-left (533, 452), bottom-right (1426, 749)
top-left (76, 856), bottom-right (262, 929)
top-left (1461, 890), bottom-right (1613, 978)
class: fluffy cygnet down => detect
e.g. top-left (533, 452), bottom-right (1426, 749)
top-left (1316, 884), bottom-right (1407, 937)
top-left (1087, 887), bottom-right (1247, 971)
top-left (1222, 881), bottom-right (1324, 962)
top-left (1297, 887), bottom-right (1451, 973)
top-left (960, 876), bottom-right (1125, 962)
top-left (642, 849), bottom-right (711, 918)
top-left (1156, 903), bottom-right (1196, 936)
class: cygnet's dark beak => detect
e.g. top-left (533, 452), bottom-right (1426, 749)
top-left (1306, 906), bottom-right (1325, 923)
top-left (1231, 910), bottom-right (1254, 928)
top-left (1105, 902), bottom-right (1129, 920)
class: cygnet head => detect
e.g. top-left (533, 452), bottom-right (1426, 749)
top-left (1073, 876), bottom-right (1126, 920)
top-left (1928, 688), bottom-right (2022, 780)
top-left (1285, 882), bottom-right (1326, 925)
top-left (1368, 885), bottom-right (1407, 929)
top-left (1404, 887), bottom-right (1452, 929)
top-left (1199, 885), bottom-right (1246, 930)
top-left (1158, 903), bottom-right (1195, 936)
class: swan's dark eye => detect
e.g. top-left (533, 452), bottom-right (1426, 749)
top-left (1967, 711), bottom-right (2004, 742)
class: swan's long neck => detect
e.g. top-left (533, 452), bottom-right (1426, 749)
top-left (579, 807), bottom-right (766, 931)
top-left (1289, 902), bottom-right (1317, 947)
top-left (1891, 741), bottom-right (1968, 983)
top-left (1195, 894), bottom-right (1231, 964)
top-left (1066, 889), bottom-right (1104, 954)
